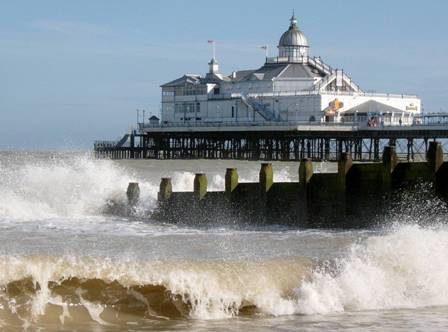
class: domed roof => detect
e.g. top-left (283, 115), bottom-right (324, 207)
top-left (278, 14), bottom-right (308, 48)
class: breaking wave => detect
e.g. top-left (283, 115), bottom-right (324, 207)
top-left (0, 154), bottom-right (152, 220)
top-left (295, 224), bottom-right (448, 314)
top-left (0, 154), bottom-right (256, 221)
top-left (0, 225), bottom-right (448, 328)
top-left (0, 255), bottom-right (312, 329)
top-left (0, 153), bottom-right (297, 222)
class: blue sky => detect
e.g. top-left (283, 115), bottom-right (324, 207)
top-left (1, 0), bottom-right (447, 149)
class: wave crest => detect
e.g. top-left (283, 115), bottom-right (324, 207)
top-left (0, 255), bottom-right (312, 326)
top-left (295, 224), bottom-right (448, 314)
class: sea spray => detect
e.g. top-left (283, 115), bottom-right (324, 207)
top-left (0, 154), bottom-right (154, 220)
top-left (0, 154), bottom-right (255, 221)
top-left (295, 224), bottom-right (448, 314)
top-left (169, 167), bottom-right (294, 193)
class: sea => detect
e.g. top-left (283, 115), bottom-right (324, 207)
top-left (1, 151), bottom-right (448, 331)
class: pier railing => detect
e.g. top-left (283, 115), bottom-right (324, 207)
top-left (138, 120), bottom-right (362, 130)
top-left (265, 55), bottom-right (334, 75)
top-left (138, 118), bottom-right (448, 131)
top-left (209, 90), bottom-right (418, 100)
top-left (94, 140), bottom-right (118, 148)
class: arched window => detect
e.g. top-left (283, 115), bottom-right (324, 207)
top-left (309, 116), bottom-right (316, 122)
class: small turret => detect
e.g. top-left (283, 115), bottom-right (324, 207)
top-left (208, 57), bottom-right (219, 74)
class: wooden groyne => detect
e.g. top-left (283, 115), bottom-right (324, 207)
top-left (126, 141), bottom-right (448, 226)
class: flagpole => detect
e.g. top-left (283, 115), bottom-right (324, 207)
top-left (260, 45), bottom-right (268, 59)
top-left (208, 40), bottom-right (216, 59)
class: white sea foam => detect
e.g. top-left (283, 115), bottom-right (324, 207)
top-left (294, 224), bottom-right (448, 315)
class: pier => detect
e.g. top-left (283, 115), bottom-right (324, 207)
top-left (92, 13), bottom-right (448, 165)
top-left (124, 141), bottom-right (448, 226)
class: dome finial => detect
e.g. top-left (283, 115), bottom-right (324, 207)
top-left (290, 10), bottom-right (297, 28)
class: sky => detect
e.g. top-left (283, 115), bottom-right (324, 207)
top-left (1, 0), bottom-right (447, 149)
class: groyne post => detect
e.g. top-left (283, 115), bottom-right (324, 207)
top-left (427, 141), bottom-right (444, 173)
top-left (382, 146), bottom-right (398, 189)
top-left (158, 178), bottom-right (172, 201)
top-left (259, 163), bottom-right (273, 192)
top-left (338, 153), bottom-right (352, 183)
top-left (127, 182), bottom-right (140, 206)
top-left (194, 173), bottom-right (208, 200)
top-left (297, 159), bottom-right (313, 222)
top-left (257, 163), bottom-right (273, 222)
top-left (225, 168), bottom-right (239, 196)
top-left (337, 152), bottom-right (352, 215)
top-left (299, 158), bottom-right (313, 184)
top-left (427, 141), bottom-right (447, 195)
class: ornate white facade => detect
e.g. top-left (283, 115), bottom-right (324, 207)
top-left (160, 14), bottom-right (421, 127)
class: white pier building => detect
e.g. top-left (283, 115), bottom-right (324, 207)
top-left (159, 14), bottom-right (421, 127)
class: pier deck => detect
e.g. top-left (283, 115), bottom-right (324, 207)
top-left (94, 121), bottom-right (448, 162)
